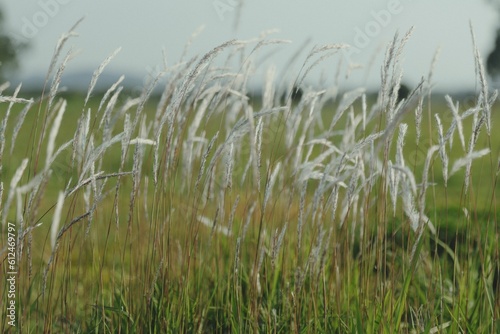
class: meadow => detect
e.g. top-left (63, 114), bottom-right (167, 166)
top-left (1, 26), bottom-right (499, 333)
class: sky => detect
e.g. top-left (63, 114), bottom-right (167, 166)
top-left (2, 1), bottom-right (499, 92)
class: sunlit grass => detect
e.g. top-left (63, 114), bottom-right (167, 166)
top-left (0, 24), bottom-right (499, 333)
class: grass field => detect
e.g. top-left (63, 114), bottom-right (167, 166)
top-left (1, 27), bottom-right (499, 333)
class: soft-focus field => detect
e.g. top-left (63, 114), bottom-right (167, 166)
top-left (1, 27), bottom-right (499, 333)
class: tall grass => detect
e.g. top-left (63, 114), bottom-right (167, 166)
top-left (0, 24), bottom-right (499, 333)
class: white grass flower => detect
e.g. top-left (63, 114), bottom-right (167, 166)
top-left (263, 66), bottom-right (276, 110)
top-left (263, 162), bottom-right (281, 213)
top-left (414, 87), bottom-right (424, 145)
top-left (240, 156), bottom-right (252, 186)
top-left (419, 146), bottom-right (438, 209)
top-left (2, 159), bottom-right (28, 227)
top-left (0, 95), bottom-right (33, 104)
top-left (47, 51), bottom-right (74, 113)
top-left (245, 105), bottom-right (259, 190)
top-left (184, 88), bottom-right (216, 179)
top-left (224, 142), bottom-right (234, 189)
top-left (470, 22), bottom-right (491, 135)
top-left (297, 44), bottom-right (348, 88)
top-left (464, 111), bottom-right (484, 192)
top-left (396, 124), bottom-right (407, 166)
top-left (128, 138), bottom-right (156, 146)
top-left (463, 208), bottom-right (470, 220)
top-left (195, 132), bottom-right (219, 192)
top-left (359, 94), bottom-right (366, 134)
top-left (401, 181), bottom-right (419, 232)
top-left (255, 118), bottom-right (264, 172)
top-left (271, 223), bottom-right (287, 268)
top-left (51, 192), bottom-right (65, 250)
top-left (153, 129), bottom-right (161, 186)
top-left (99, 88), bottom-right (123, 139)
top-left (46, 100), bottom-right (67, 170)
top-left (329, 88), bottom-right (365, 132)
top-left (10, 99), bottom-right (33, 154)
top-left (444, 95), bottom-right (465, 151)
top-left (381, 79), bottom-right (424, 146)
top-left (121, 113), bottom-right (132, 165)
top-left (391, 165), bottom-right (417, 195)
top-left (418, 145), bottom-right (438, 235)
top-left (170, 39), bottom-right (239, 116)
top-left (197, 215), bottom-right (231, 237)
top-left (449, 148), bottom-right (490, 178)
top-left (84, 47), bottom-right (122, 107)
top-left (45, 18), bottom-right (83, 83)
top-left (79, 132), bottom-right (123, 183)
top-left (128, 142), bottom-right (143, 226)
top-left (242, 203), bottom-right (256, 241)
top-left (300, 171), bottom-right (346, 186)
top-left (0, 81), bottom-right (10, 93)
top-left (0, 85), bottom-right (24, 167)
top-left (434, 114), bottom-right (449, 186)
top-left (388, 160), bottom-right (398, 215)
top-left (351, 131), bottom-right (384, 154)
top-left (427, 47), bottom-right (441, 86)
top-left (72, 110), bottom-right (88, 168)
top-left (97, 75), bottom-right (124, 114)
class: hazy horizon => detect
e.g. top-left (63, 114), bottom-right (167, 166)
top-left (3, 1), bottom-right (499, 92)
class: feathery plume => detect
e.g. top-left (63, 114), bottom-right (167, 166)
top-left (224, 142), bottom-right (234, 189)
top-left (470, 22), bottom-right (491, 135)
top-left (414, 84), bottom-right (424, 145)
top-left (45, 18), bottom-right (83, 83)
top-left (296, 44), bottom-right (348, 89)
top-left (198, 215), bottom-right (231, 237)
top-left (418, 145), bottom-right (438, 234)
top-left (444, 95), bottom-right (465, 151)
top-left (10, 99), bottom-right (34, 154)
top-left (51, 192), bottom-right (65, 250)
top-left (449, 148), bottom-right (490, 178)
top-left (2, 159), bottom-right (29, 227)
top-left (84, 47), bottom-right (122, 107)
top-left (271, 223), bottom-right (287, 268)
top-left (263, 162), bottom-right (281, 213)
top-left (46, 100), bottom-right (67, 170)
top-left (47, 51), bottom-right (74, 113)
top-left (195, 132), bottom-right (219, 192)
top-left (434, 114), bottom-right (449, 186)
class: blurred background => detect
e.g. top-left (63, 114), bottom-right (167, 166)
top-left (1, 0), bottom-right (500, 92)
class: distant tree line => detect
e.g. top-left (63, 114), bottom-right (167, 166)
top-left (0, 7), bottom-right (26, 81)
top-left (487, 29), bottom-right (500, 80)
top-left (486, 0), bottom-right (500, 84)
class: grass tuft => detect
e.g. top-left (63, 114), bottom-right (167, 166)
top-left (0, 24), bottom-right (499, 333)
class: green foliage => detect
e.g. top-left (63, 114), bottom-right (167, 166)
top-left (0, 6), bottom-right (26, 80)
top-left (487, 28), bottom-right (500, 80)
